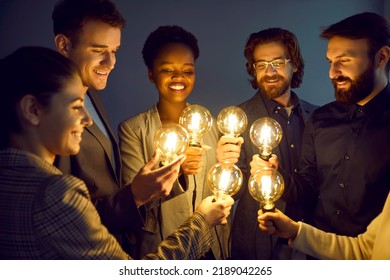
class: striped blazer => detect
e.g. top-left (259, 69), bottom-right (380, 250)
top-left (0, 148), bottom-right (211, 259)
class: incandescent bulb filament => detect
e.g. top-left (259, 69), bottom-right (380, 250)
top-left (163, 132), bottom-right (178, 158)
top-left (227, 114), bottom-right (239, 136)
top-left (260, 124), bottom-right (272, 147)
top-left (261, 175), bottom-right (272, 199)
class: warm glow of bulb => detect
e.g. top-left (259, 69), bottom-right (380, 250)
top-left (154, 123), bottom-right (189, 165)
top-left (190, 113), bottom-right (201, 133)
top-left (261, 175), bottom-right (272, 199)
top-left (248, 167), bottom-right (284, 212)
top-left (179, 104), bottom-right (213, 147)
top-left (259, 124), bottom-right (271, 147)
top-left (250, 117), bottom-right (282, 160)
top-left (163, 132), bottom-right (178, 154)
top-left (207, 163), bottom-right (243, 200)
top-left (218, 168), bottom-right (231, 193)
top-left (227, 114), bottom-right (238, 135)
top-left (217, 106), bottom-right (248, 137)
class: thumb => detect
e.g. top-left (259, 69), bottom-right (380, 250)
top-left (145, 151), bottom-right (160, 170)
top-left (202, 144), bottom-right (212, 151)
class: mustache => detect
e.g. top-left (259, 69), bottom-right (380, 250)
top-left (261, 75), bottom-right (284, 83)
top-left (332, 76), bottom-right (352, 83)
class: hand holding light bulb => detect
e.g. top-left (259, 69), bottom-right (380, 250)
top-left (208, 106), bottom-right (246, 201)
top-left (216, 106), bottom-right (246, 166)
top-left (250, 154), bottom-right (279, 176)
top-left (257, 208), bottom-right (300, 239)
top-left (181, 145), bottom-right (205, 175)
top-left (196, 195), bottom-right (235, 227)
top-left (131, 151), bottom-right (187, 207)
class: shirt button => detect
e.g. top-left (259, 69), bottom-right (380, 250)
top-left (336, 210), bottom-right (341, 215)
top-left (290, 144), bottom-right (295, 148)
top-left (344, 155), bottom-right (350, 160)
top-left (339, 183), bottom-right (345, 188)
top-left (294, 168), bottom-right (298, 173)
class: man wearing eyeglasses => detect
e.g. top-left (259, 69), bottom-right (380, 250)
top-left (229, 27), bottom-right (318, 260)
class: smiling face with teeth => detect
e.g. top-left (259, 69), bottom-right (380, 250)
top-left (148, 43), bottom-right (196, 106)
top-left (253, 42), bottom-right (296, 100)
top-left (59, 20), bottom-right (121, 91)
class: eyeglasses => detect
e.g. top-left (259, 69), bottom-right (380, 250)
top-left (253, 58), bottom-right (291, 71)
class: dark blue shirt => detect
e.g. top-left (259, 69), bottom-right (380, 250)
top-left (262, 93), bottom-right (308, 221)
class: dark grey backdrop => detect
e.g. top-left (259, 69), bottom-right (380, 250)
top-left (1, 0), bottom-right (389, 134)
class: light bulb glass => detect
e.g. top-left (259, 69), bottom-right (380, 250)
top-left (248, 167), bottom-right (284, 212)
top-left (179, 104), bottom-right (213, 147)
top-left (217, 106), bottom-right (248, 137)
top-left (250, 117), bottom-right (282, 160)
top-left (207, 163), bottom-right (243, 201)
top-left (154, 123), bottom-right (189, 165)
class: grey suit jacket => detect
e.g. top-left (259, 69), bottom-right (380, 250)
top-left (0, 148), bottom-right (212, 260)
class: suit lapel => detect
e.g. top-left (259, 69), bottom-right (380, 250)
top-left (86, 91), bottom-right (121, 182)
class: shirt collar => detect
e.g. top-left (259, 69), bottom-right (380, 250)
top-left (360, 82), bottom-right (390, 119)
top-left (259, 90), bottom-right (302, 117)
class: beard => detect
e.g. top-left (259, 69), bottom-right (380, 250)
top-left (258, 75), bottom-right (290, 99)
top-left (332, 63), bottom-right (375, 105)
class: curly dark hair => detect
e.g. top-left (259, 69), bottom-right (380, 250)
top-left (52, 0), bottom-right (125, 42)
top-left (244, 27), bottom-right (304, 90)
top-left (142, 25), bottom-right (199, 70)
top-left (321, 12), bottom-right (390, 73)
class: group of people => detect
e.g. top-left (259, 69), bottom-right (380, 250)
top-left (0, 0), bottom-right (389, 260)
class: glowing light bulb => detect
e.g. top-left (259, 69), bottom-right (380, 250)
top-left (248, 167), bottom-right (284, 212)
top-left (207, 163), bottom-right (243, 201)
top-left (154, 123), bottom-right (189, 165)
top-left (217, 106), bottom-right (248, 137)
top-left (179, 104), bottom-right (213, 147)
top-left (250, 117), bottom-right (282, 161)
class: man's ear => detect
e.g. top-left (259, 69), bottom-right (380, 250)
top-left (377, 46), bottom-right (390, 68)
top-left (19, 95), bottom-right (43, 126)
top-left (54, 34), bottom-right (71, 57)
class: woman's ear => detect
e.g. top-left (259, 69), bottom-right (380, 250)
top-left (54, 34), bottom-right (72, 57)
top-left (148, 69), bottom-right (155, 83)
top-left (18, 95), bottom-right (43, 126)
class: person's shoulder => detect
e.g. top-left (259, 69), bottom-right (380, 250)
top-left (237, 92), bottom-right (259, 108)
top-left (298, 98), bottom-right (319, 110)
top-left (42, 174), bottom-right (90, 200)
top-left (118, 105), bottom-right (157, 130)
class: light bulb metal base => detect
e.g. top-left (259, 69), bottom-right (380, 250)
top-left (259, 153), bottom-right (272, 161)
top-left (189, 142), bottom-right (201, 148)
top-left (261, 204), bottom-right (275, 212)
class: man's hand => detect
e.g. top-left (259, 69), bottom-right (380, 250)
top-left (257, 208), bottom-right (299, 240)
top-left (250, 154), bottom-right (278, 175)
top-left (216, 135), bottom-right (244, 166)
